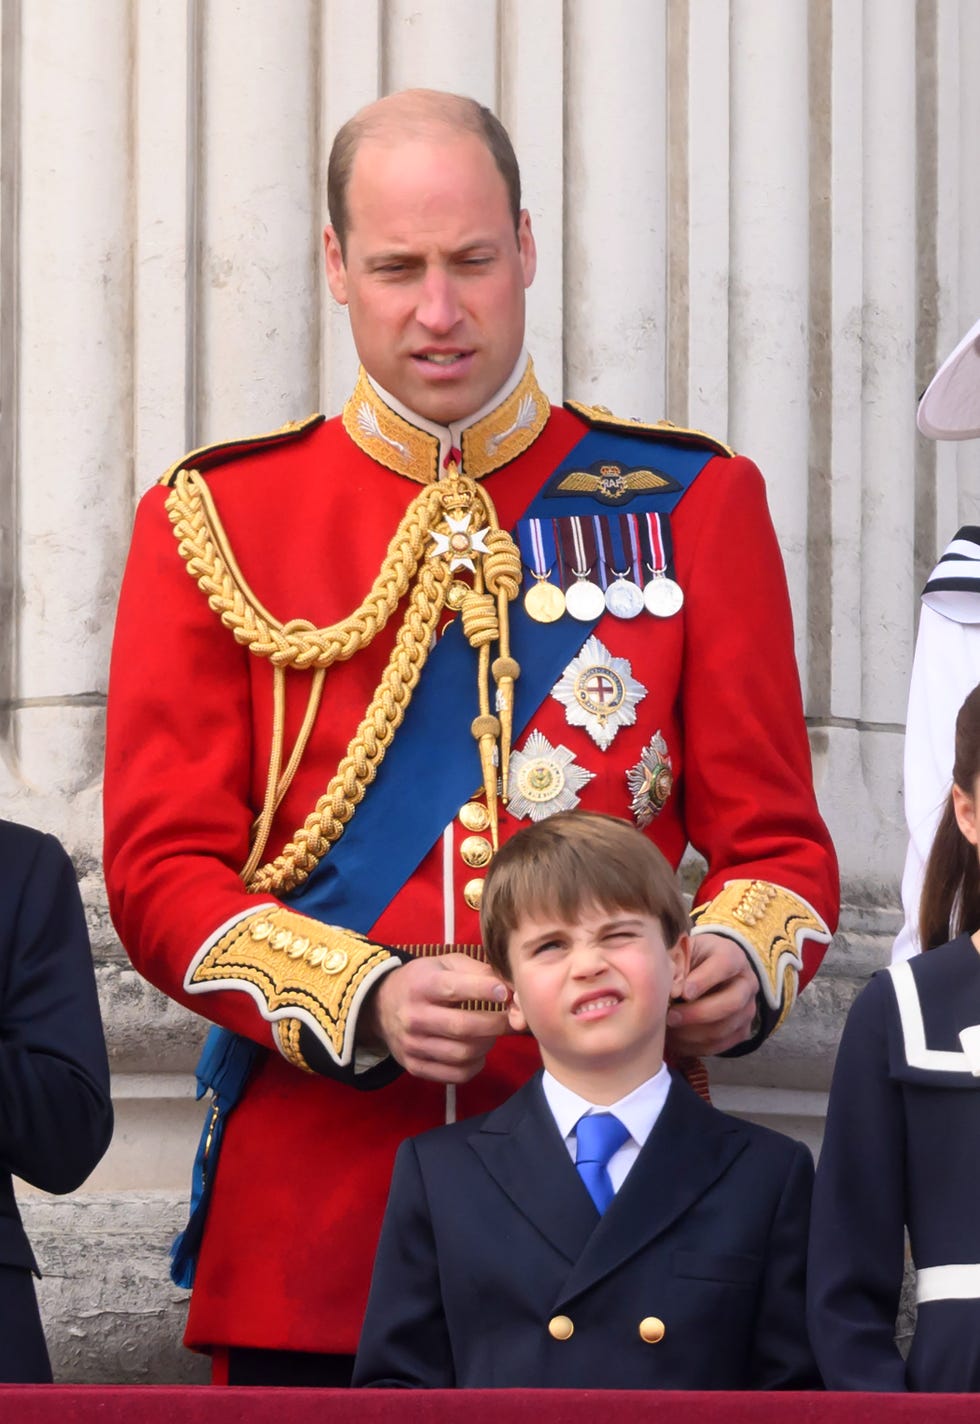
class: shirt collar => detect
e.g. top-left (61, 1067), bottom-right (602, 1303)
top-left (541, 1063), bottom-right (672, 1149)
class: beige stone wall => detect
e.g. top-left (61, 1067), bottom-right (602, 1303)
top-left (2, 0), bottom-right (979, 1382)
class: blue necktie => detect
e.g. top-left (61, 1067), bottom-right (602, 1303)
top-left (574, 1112), bottom-right (630, 1214)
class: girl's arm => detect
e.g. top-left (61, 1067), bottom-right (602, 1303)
top-left (807, 974), bottom-right (909, 1390)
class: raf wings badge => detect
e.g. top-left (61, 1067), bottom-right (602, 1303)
top-left (551, 459), bottom-right (681, 507)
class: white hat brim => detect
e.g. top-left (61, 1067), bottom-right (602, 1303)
top-left (917, 317), bottom-right (980, 440)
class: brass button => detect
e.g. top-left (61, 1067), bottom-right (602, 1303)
top-left (321, 948), bottom-right (349, 975)
top-left (463, 878), bottom-right (484, 911)
top-left (548, 1314), bottom-right (574, 1341)
top-left (459, 801), bottom-right (490, 832)
top-left (638, 1316), bottom-right (665, 1344)
top-left (446, 579), bottom-right (470, 611)
top-left (460, 834), bottom-right (493, 869)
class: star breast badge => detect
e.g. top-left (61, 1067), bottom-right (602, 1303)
top-left (551, 634), bottom-right (648, 751)
top-left (626, 732), bottom-right (674, 826)
top-left (507, 731), bottom-right (595, 823)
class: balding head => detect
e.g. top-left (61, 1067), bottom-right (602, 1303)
top-left (327, 89), bottom-right (522, 257)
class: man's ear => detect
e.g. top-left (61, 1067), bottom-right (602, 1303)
top-left (323, 226), bottom-right (348, 304)
top-left (953, 783), bottom-right (979, 846)
top-left (517, 209), bottom-right (537, 288)
top-left (668, 933), bottom-right (692, 997)
top-left (507, 989), bottom-right (527, 1034)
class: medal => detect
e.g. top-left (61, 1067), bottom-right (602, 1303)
top-left (627, 732), bottom-right (674, 826)
top-left (518, 517), bottom-right (566, 623)
top-left (644, 574), bottom-right (684, 617)
top-left (605, 576), bottom-right (645, 619)
top-left (551, 634), bottom-right (648, 751)
top-left (507, 730), bottom-right (595, 822)
top-left (565, 577), bottom-right (606, 621)
top-left (558, 516), bottom-right (606, 622)
top-left (525, 578), bottom-right (566, 623)
top-left (639, 511), bottom-right (684, 618)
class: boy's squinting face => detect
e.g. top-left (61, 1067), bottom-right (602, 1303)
top-left (506, 902), bottom-right (690, 1101)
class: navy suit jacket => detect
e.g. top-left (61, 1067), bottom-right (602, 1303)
top-left (353, 1070), bottom-right (818, 1389)
top-left (0, 821), bottom-right (113, 1380)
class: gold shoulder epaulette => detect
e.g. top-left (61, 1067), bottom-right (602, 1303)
top-left (564, 400), bottom-right (734, 459)
top-left (158, 413), bottom-right (326, 487)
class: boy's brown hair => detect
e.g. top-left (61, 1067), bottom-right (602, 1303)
top-left (480, 811), bottom-right (690, 977)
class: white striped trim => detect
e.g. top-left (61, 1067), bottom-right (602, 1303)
top-left (917, 1264), bottom-right (980, 1303)
top-left (886, 961), bottom-right (970, 1072)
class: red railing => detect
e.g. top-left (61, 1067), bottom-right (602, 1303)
top-left (0, 1389), bottom-right (976, 1422)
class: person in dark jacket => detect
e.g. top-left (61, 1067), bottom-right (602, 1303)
top-left (0, 819), bottom-right (113, 1382)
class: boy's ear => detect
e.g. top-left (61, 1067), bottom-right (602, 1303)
top-left (507, 989), bottom-right (528, 1034)
top-left (668, 933), bottom-right (692, 996)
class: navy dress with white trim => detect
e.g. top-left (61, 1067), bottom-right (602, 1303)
top-left (809, 934), bottom-right (980, 1391)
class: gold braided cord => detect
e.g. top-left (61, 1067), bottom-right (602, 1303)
top-left (247, 556), bottom-right (450, 893)
top-left (240, 663), bottom-right (289, 885)
top-left (165, 467), bottom-right (456, 670)
top-left (166, 456), bottom-right (523, 896)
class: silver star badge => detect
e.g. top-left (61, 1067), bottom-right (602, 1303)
top-left (429, 513), bottom-right (490, 573)
top-left (551, 634), bottom-right (648, 751)
top-left (627, 731), bottom-right (674, 827)
top-left (507, 731), bottom-right (595, 823)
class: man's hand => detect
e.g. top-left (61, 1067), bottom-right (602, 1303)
top-left (665, 932), bottom-right (758, 1056)
top-left (358, 953), bottom-right (511, 1083)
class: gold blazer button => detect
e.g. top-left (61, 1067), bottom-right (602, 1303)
top-left (460, 835), bottom-right (493, 869)
top-left (638, 1316), bottom-right (665, 1344)
top-left (548, 1315), bottom-right (574, 1341)
top-left (459, 801), bottom-right (491, 832)
top-left (463, 878), bottom-right (485, 911)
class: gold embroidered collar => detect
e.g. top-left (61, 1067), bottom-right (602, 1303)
top-left (342, 359), bottom-right (549, 483)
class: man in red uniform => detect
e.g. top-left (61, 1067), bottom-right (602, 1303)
top-left (104, 89), bottom-right (838, 1385)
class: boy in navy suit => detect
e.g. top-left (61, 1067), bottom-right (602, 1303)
top-left (353, 812), bottom-right (818, 1390)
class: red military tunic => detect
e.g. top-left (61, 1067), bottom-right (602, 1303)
top-left (103, 360), bottom-right (838, 1354)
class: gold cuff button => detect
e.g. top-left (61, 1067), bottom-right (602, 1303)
top-left (459, 801), bottom-right (491, 833)
top-left (638, 1316), bottom-right (665, 1344)
top-left (463, 878), bottom-right (485, 911)
top-left (321, 947), bottom-right (350, 975)
top-left (460, 835), bottom-right (493, 869)
top-left (548, 1315), bottom-right (574, 1341)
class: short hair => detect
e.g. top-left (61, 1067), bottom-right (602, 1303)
top-left (327, 90), bottom-right (522, 257)
top-left (480, 812), bottom-right (689, 978)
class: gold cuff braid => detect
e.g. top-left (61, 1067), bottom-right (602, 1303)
top-left (690, 879), bottom-right (831, 1020)
top-left (188, 907), bottom-right (395, 1066)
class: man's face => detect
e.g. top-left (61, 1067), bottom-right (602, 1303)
top-left (324, 130), bottom-right (536, 425)
top-left (505, 901), bottom-right (690, 1102)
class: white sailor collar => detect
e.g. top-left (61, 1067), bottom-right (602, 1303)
top-left (885, 935), bottom-right (980, 1081)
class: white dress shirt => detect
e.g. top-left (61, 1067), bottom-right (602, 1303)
top-left (541, 1064), bottom-right (672, 1194)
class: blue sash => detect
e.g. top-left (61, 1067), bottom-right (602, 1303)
top-left (170, 424), bottom-right (713, 1286)
top-left (288, 429), bottom-right (712, 928)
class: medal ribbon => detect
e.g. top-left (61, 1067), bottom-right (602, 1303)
top-left (623, 514), bottom-right (645, 585)
top-left (557, 517), bottom-right (599, 592)
top-left (638, 512), bottom-right (676, 579)
top-left (518, 517), bottom-right (559, 584)
top-left (590, 516), bottom-right (612, 590)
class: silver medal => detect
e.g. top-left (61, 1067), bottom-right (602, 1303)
top-left (565, 577), bottom-right (607, 622)
top-left (605, 577), bottom-right (645, 619)
top-left (644, 574), bottom-right (684, 618)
